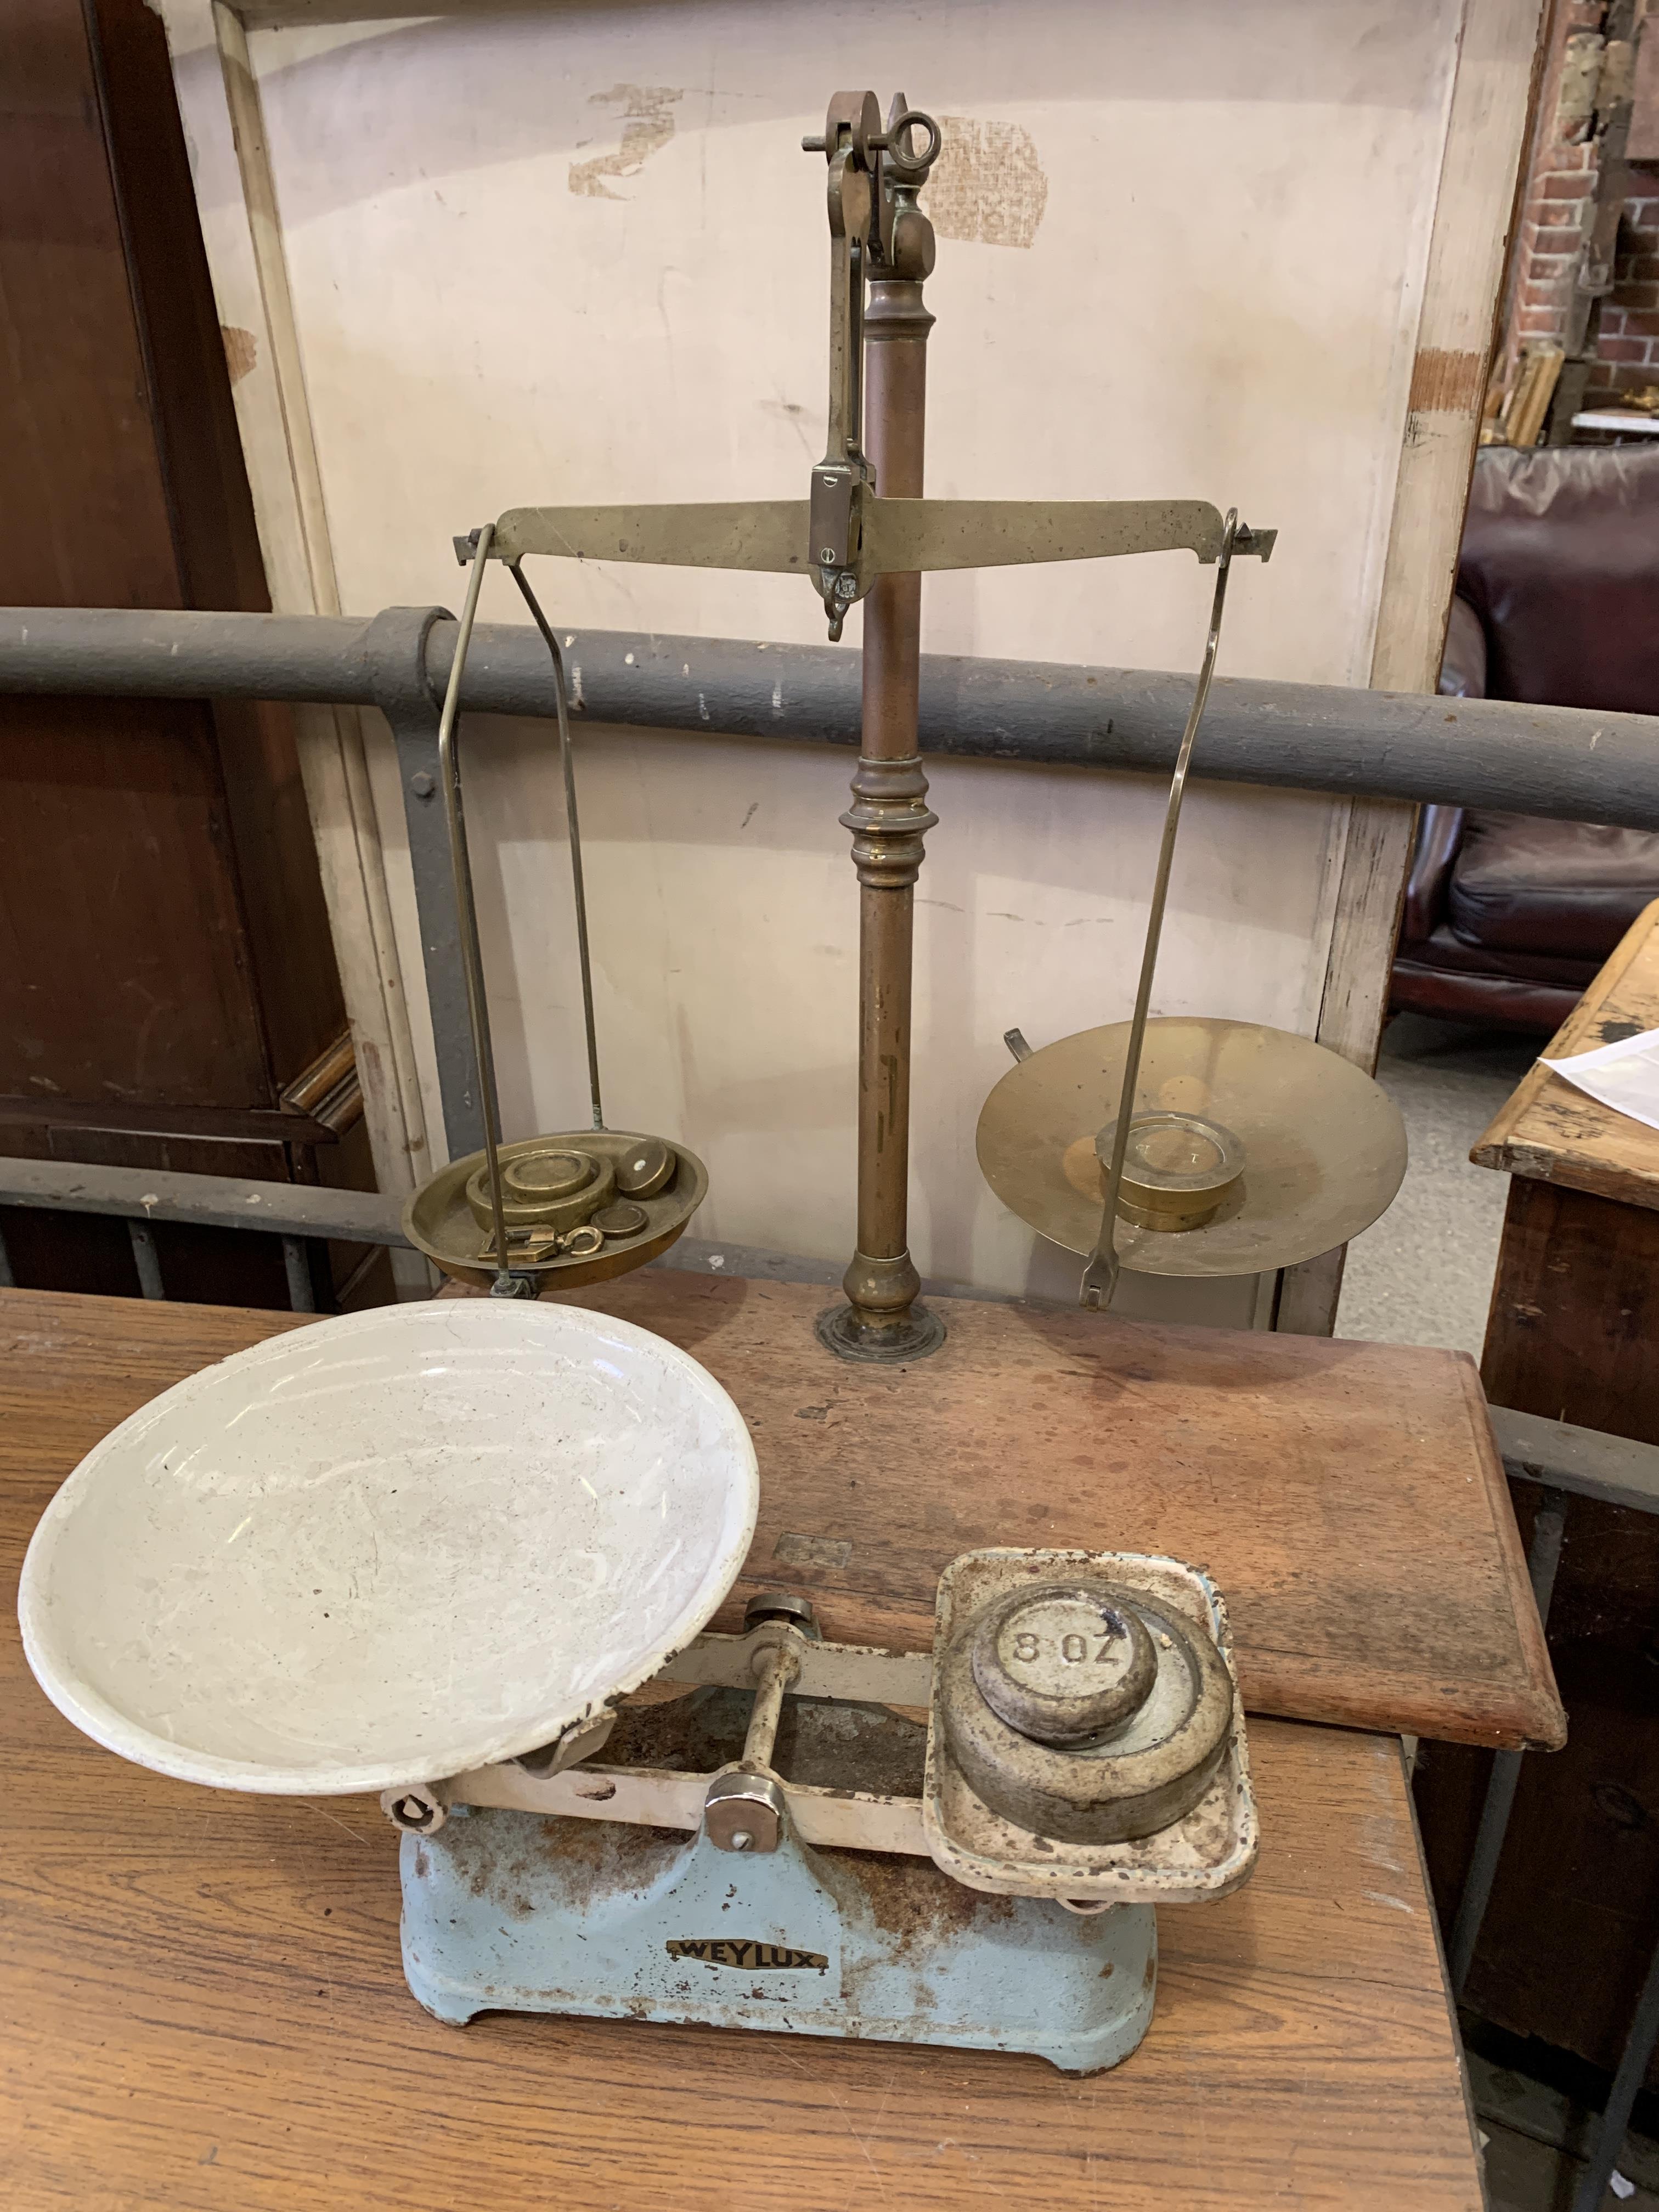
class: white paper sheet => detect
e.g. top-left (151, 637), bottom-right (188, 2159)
top-left (1543, 1026), bottom-right (1659, 1132)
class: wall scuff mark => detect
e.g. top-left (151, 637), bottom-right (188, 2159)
top-left (569, 85), bottom-right (683, 200)
top-left (220, 325), bottom-right (258, 383)
top-left (922, 118), bottom-right (1048, 249)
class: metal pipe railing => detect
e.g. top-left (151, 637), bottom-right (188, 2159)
top-left (3, 604), bottom-right (1657, 828)
top-left (0, 1159), bottom-right (412, 1316)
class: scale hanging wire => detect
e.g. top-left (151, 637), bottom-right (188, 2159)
top-left (506, 561), bottom-right (604, 1135)
top-left (433, 524), bottom-right (612, 1297)
top-left (1081, 510), bottom-right (1240, 1313)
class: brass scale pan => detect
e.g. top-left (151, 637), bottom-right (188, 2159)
top-left (978, 514), bottom-right (1405, 1296)
top-left (399, 537), bottom-right (703, 1296)
top-left (978, 1015), bottom-right (1407, 1278)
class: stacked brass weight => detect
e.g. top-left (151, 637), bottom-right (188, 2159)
top-left (399, 523), bottom-right (705, 1296)
top-left (1093, 1110), bottom-right (1245, 1234)
top-left (404, 1128), bottom-right (707, 1294)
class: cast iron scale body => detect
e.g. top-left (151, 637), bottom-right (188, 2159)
top-left (386, 1549), bottom-right (1258, 2070)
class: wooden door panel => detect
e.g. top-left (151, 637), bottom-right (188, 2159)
top-left (0, 696), bottom-right (269, 1105)
top-left (0, 0), bottom-right (180, 610)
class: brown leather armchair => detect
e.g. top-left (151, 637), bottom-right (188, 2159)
top-left (1391, 444), bottom-right (1659, 1032)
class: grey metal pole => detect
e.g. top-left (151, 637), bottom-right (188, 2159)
top-left (127, 1221), bottom-right (165, 1300)
top-left (366, 606), bottom-right (485, 1162)
top-left (1447, 1490), bottom-right (1568, 1994)
top-left (281, 1237), bottom-right (318, 1314)
top-left (1573, 1928), bottom-right (1659, 2212)
top-left (3, 606), bottom-right (1658, 830)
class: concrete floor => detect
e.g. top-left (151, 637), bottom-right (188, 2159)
top-left (1335, 1012), bottom-right (1543, 1357)
top-left (1472, 2050), bottom-right (1659, 2212)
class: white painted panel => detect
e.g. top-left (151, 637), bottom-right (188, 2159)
top-left (171, 0), bottom-right (1463, 1309)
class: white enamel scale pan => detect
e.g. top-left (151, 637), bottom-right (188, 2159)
top-left (18, 1302), bottom-right (759, 1795)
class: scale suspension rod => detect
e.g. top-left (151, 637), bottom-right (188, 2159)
top-left (508, 563), bottom-right (605, 1132)
top-left (434, 522), bottom-right (532, 1297)
top-left (1081, 510), bottom-right (1240, 1313)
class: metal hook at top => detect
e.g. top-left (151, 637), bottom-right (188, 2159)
top-left (872, 107), bottom-right (941, 174)
top-left (1079, 508), bottom-right (1241, 1315)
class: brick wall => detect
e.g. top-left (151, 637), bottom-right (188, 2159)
top-left (1588, 185), bottom-right (1659, 400)
top-left (1506, 3), bottom-right (1610, 369)
top-left (1497, 0), bottom-right (1659, 415)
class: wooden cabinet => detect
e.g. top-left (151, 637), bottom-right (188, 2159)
top-left (1416, 901), bottom-right (1659, 2080)
top-left (0, 0), bottom-right (383, 1308)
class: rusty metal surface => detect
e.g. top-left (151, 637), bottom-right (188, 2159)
top-left (923, 1550), bottom-right (1259, 1903)
top-left (939, 1575), bottom-right (1234, 1843)
top-left (401, 1799), bottom-right (1160, 2069)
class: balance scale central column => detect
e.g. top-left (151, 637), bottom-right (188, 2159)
top-left (820, 242), bottom-right (946, 1364)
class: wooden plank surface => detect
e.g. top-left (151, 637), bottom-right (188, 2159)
top-left (1472, 896), bottom-right (1659, 1208)
top-left (1482, 1176), bottom-right (1659, 1442)
top-left (0, 1281), bottom-right (1562, 1748)
top-left (0, 1294), bottom-right (1481, 2210)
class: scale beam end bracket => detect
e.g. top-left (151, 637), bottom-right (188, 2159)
top-left (1223, 522), bottom-right (1276, 564)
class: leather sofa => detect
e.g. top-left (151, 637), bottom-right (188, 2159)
top-left (1390, 444), bottom-right (1659, 1032)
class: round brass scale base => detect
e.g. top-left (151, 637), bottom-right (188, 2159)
top-left (403, 1130), bottom-right (708, 1292)
top-left (814, 1299), bottom-right (947, 1364)
top-left (977, 1016), bottom-right (1407, 1277)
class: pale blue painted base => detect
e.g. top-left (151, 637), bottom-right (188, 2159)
top-left (400, 1808), bottom-right (1156, 2074)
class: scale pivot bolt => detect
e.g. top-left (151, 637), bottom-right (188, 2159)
top-left (744, 1590), bottom-right (820, 1639)
top-left (380, 1784), bottom-right (448, 1835)
top-left (703, 1771), bottom-right (786, 1853)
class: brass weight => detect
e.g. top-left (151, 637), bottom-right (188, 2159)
top-left (1094, 1111), bottom-right (1245, 1233)
top-left (403, 1130), bottom-right (708, 1293)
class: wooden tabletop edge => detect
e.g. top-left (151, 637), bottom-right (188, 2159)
top-left (1472, 901), bottom-right (1659, 1163)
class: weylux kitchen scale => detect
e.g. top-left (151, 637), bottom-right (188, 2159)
top-left (19, 97), bottom-right (1404, 2074)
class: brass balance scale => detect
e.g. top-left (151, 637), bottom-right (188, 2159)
top-left (20, 94), bottom-right (1407, 2075)
top-left (394, 89), bottom-right (1402, 1337)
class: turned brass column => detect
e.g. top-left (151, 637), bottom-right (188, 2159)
top-left (818, 173), bottom-right (944, 1363)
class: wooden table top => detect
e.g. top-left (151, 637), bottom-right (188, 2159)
top-left (563, 1273), bottom-right (1558, 1751)
top-left (0, 1277), bottom-right (1562, 1750)
top-left (0, 1290), bottom-right (1482, 2210)
top-left (1474, 895), bottom-right (1659, 1209)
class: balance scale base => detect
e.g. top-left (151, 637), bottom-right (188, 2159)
top-left (401, 1807), bottom-right (1157, 2074)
